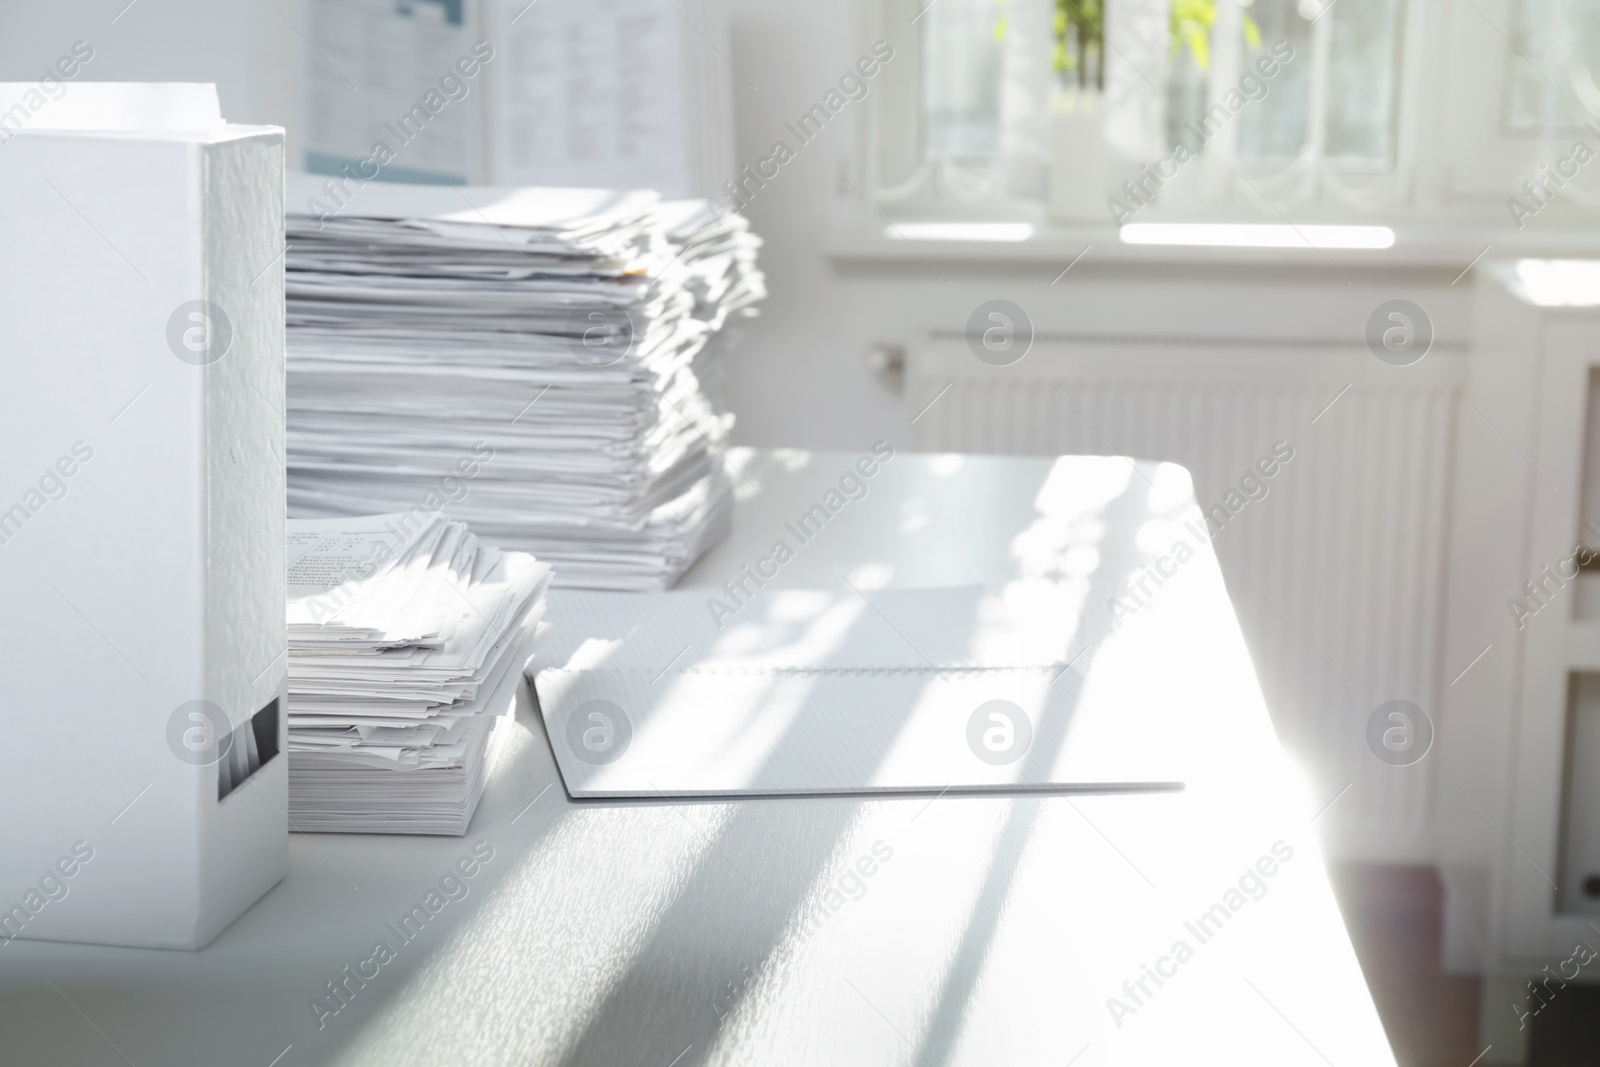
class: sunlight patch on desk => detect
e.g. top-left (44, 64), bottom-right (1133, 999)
top-left (996, 796), bottom-right (1398, 1063)
top-left (844, 562), bottom-right (894, 589)
top-left (1029, 456), bottom-right (1135, 524)
top-left (1147, 461), bottom-right (1196, 512)
top-left (710, 799), bottom-right (1017, 1063)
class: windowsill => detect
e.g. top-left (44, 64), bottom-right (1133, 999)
top-left (823, 223), bottom-right (1600, 272)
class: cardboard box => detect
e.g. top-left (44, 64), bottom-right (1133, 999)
top-left (0, 84), bottom-right (287, 949)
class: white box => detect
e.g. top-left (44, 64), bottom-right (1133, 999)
top-left (0, 84), bottom-right (287, 950)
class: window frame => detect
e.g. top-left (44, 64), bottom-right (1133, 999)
top-left (860, 0), bottom-right (1591, 225)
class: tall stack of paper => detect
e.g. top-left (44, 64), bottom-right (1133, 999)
top-left (285, 513), bottom-right (551, 834)
top-left (660, 198), bottom-right (766, 414)
top-left (283, 175), bottom-right (763, 589)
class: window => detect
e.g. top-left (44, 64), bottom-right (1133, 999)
top-left (1503, 0), bottom-right (1600, 134)
top-left (921, 0), bottom-right (1005, 161)
top-left (865, 0), bottom-right (1600, 225)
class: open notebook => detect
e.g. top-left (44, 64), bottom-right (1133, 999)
top-left (531, 586), bottom-right (1191, 798)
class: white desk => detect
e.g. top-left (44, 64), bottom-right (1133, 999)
top-left (0, 449), bottom-right (1394, 1066)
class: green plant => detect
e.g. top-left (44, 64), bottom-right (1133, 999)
top-left (993, 0), bottom-right (1260, 89)
top-left (1053, 0), bottom-right (1105, 90)
top-left (1170, 0), bottom-right (1261, 72)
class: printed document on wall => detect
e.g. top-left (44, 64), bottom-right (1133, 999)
top-left (307, 0), bottom-right (475, 184)
top-left (488, 0), bottom-right (729, 197)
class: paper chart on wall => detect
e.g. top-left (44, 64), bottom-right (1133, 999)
top-left (488, 0), bottom-right (706, 196)
top-left (306, 0), bottom-right (473, 183)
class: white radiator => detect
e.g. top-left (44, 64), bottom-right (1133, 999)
top-left (908, 335), bottom-right (1465, 860)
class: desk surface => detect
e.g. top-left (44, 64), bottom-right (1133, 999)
top-left (0, 449), bottom-right (1395, 1067)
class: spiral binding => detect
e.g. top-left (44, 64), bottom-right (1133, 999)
top-left (539, 663), bottom-right (1068, 676)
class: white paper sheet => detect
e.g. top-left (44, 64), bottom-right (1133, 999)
top-left (533, 588), bottom-right (1189, 798)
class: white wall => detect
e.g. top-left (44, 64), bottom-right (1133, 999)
top-left (0, 0), bottom-right (309, 160)
top-left (718, 0), bottom-right (902, 449)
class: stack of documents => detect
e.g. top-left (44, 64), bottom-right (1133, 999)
top-left (660, 198), bottom-right (766, 413)
top-left (285, 513), bottom-right (551, 834)
top-left (283, 175), bottom-right (764, 590)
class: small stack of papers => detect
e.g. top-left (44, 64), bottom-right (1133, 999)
top-left (285, 513), bottom-right (551, 835)
top-left (283, 176), bottom-right (764, 590)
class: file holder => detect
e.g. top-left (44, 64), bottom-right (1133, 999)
top-left (0, 85), bottom-right (286, 949)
